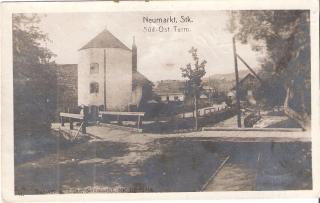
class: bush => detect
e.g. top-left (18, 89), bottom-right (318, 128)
top-left (244, 113), bottom-right (261, 127)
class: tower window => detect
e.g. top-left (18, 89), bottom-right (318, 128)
top-left (90, 82), bottom-right (99, 94)
top-left (90, 63), bottom-right (99, 74)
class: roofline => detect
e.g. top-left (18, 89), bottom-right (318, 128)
top-left (230, 73), bottom-right (258, 90)
top-left (78, 47), bottom-right (132, 51)
top-left (56, 64), bottom-right (78, 66)
top-left (155, 92), bottom-right (185, 95)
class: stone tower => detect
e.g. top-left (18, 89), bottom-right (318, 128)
top-left (78, 29), bottom-right (132, 111)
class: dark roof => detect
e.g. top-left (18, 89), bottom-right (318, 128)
top-left (154, 80), bottom-right (186, 95)
top-left (79, 29), bottom-right (131, 51)
top-left (231, 73), bottom-right (259, 90)
top-left (239, 73), bottom-right (256, 84)
top-left (133, 71), bottom-right (153, 87)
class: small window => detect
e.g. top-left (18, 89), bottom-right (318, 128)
top-left (90, 82), bottom-right (99, 94)
top-left (90, 63), bottom-right (99, 74)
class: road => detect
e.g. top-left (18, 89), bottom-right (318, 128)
top-left (203, 141), bottom-right (312, 191)
top-left (14, 126), bottom-right (312, 194)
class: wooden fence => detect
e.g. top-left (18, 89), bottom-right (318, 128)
top-left (99, 111), bottom-right (145, 131)
top-left (59, 112), bottom-right (86, 134)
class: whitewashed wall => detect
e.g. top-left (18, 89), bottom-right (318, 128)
top-left (78, 48), bottom-right (132, 111)
top-left (105, 48), bottom-right (132, 111)
top-left (78, 48), bottom-right (104, 106)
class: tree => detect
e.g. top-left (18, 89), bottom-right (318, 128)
top-left (13, 14), bottom-right (57, 133)
top-left (229, 11), bottom-right (311, 129)
top-left (181, 47), bottom-right (207, 130)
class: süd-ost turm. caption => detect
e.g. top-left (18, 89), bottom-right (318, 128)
top-left (143, 16), bottom-right (193, 33)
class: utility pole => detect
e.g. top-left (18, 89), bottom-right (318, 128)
top-left (232, 37), bottom-right (242, 128)
top-left (104, 49), bottom-right (107, 110)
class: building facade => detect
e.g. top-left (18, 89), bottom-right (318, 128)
top-left (228, 73), bottom-right (261, 105)
top-left (154, 80), bottom-right (186, 102)
top-left (78, 29), bottom-right (152, 112)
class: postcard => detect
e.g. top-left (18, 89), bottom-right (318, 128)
top-left (1, 0), bottom-right (319, 202)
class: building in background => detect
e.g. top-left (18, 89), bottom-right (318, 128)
top-left (228, 73), bottom-right (260, 105)
top-left (154, 80), bottom-right (186, 102)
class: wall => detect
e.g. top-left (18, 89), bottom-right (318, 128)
top-left (78, 48), bottom-right (132, 111)
top-left (106, 48), bottom-right (132, 111)
top-left (78, 48), bottom-right (104, 106)
top-left (160, 94), bottom-right (184, 102)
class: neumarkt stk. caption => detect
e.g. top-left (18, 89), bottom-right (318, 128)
top-left (143, 16), bottom-right (193, 33)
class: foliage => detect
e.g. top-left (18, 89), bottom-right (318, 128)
top-left (229, 11), bottom-right (311, 115)
top-left (180, 47), bottom-right (207, 130)
top-left (255, 62), bottom-right (287, 108)
top-left (244, 113), bottom-right (261, 128)
top-left (180, 47), bottom-right (207, 99)
top-left (13, 14), bottom-right (57, 132)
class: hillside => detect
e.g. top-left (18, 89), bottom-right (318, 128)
top-left (204, 69), bottom-right (252, 82)
top-left (153, 69), bottom-right (260, 94)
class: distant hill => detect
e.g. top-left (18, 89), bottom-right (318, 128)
top-left (153, 69), bottom-right (260, 94)
top-left (204, 69), bottom-right (252, 82)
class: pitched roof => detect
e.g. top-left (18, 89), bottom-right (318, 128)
top-left (154, 80), bottom-right (186, 95)
top-left (79, 29), bottom-right (131, 51)
top-left (133, 71), bottom-right (153, 87)
top-left (231, 73), bottom-right (259, 90)
top-left (239, 73), bottom-right (256, 84)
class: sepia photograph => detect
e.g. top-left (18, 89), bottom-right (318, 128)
top-left (1, 0), bottom-right (319, 201)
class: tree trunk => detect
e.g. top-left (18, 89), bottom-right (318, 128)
top-left (283, 85), bottom-right (310, 130)
top-left (298, 81), bottom-right (311, 130)
top-left (194, 95), bottom-right (198, 130)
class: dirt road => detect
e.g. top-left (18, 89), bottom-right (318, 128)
top-left (15, 126), bottom-right (312, 194)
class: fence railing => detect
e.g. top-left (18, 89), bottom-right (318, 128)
top-left (99, 111), bottom-right (145, 131)
top-left (59, 112), bottom-right (86, 134)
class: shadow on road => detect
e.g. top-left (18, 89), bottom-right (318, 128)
top-left (14, 135), bottom-right (312, 194)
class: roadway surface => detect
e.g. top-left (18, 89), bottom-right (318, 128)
top-left (15, 124), bottom-right (312, 194)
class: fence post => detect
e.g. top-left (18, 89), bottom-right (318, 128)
top-left (117, 115), bottom-right (122, 125)
top-left (70, 118), bottom-right (73, 130)
top-left (137, 115), bottom-right (142, 130)
top-left (61, 116), bottom-right (65, 127)
top-left (82, 106), bottom-right (89, 134)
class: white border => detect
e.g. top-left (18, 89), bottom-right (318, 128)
top-left (1, 0), bottom-right (319, 202)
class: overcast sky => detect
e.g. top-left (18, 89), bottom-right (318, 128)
top-left (39, 11), bottom-right (263, 82)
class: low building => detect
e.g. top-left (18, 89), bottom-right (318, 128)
top-left (131, 71), bottom-right (154, 110)
top-left (154, 80), bottom-right (186, 102)
top-left (229, 73), bottom-right (261, 105)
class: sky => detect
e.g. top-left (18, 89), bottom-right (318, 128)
top-left (38, 11), bottom-right (263, 82)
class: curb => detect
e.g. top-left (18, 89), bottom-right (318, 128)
top-left (202, 127), bottom-right (304, 132)
top-left (201, 155), bottom-right (230, 191)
